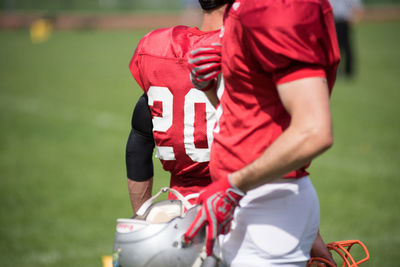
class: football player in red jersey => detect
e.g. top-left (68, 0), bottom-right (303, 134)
top-left (184, 0), bottom-right (341, 266)
top-left (125, 0), bottom-right (229, 213)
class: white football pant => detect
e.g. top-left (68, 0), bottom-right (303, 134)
top-left (221, 176), bottom-right (320, 267)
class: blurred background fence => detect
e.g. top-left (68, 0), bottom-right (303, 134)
top-left (0, 0), bottom-right (399, 12)
top-left (1, 0), bottom-right (181, 11)
top-left (0, 0), bottom-right (400, 30)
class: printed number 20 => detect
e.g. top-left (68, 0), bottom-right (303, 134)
top-left (147, 86), bottom-right (216, 163)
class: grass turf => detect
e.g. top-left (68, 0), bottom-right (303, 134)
top-left (0, 21), bottom-right (399, 266)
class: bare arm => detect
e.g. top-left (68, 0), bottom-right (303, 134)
top-left (204, 74), bottom-right (224, 108)
top-left (230, 77), bottom-right (333, 192)
top-left (127, 178), bottom-right (153, 214)
top-left (204, 88), bottom-right (219, 108)
top-left (125, 94), bottom-right (155, 214)
top-left (311, 230), bottom-right (337, 266)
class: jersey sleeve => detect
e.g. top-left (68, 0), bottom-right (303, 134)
top-left (241, 1), bottom-right (337, 85)
top-left (129, 36), bottom-right (147, 90)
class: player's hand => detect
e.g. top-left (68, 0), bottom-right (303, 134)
top-left (188, 43), bottom-right (222, 92)
top-left (183, 175), bottom-right (245, 256)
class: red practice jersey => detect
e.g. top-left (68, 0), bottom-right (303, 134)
top-left (210, 0), bottom-right (340, 181)
top-left (129, 26), bottom-right (219, 196)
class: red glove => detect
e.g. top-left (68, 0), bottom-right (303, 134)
top-left (183, 175), bottom-right (245, 256)
top-left (188, 43), bottom-right (222, 92)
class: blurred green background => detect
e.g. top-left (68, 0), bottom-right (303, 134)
top-left (0, 1), bottom-right (400, 267)
top-left (3, 0), bottom-right (183, 11)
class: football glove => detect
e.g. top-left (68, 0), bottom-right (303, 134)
top-left (188, 43), bottom-right (222, 92)
top-left (183, 175), bottom-right (245, 256)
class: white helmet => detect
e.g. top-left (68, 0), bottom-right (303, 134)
top-left (113, 187), bottom-right (206, 267)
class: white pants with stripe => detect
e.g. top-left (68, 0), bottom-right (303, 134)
top-left (220, 176), bottom-right (320, 267)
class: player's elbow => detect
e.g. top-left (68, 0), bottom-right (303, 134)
top-left (318, 130), bottom-right (333, 152)
top-left (307, 125), bottom-right (334, 154)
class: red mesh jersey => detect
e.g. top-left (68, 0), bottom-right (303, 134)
top-left (210, 0), bottom-right (340, 181)
top-left (129, 26), bottom-right (220, 196)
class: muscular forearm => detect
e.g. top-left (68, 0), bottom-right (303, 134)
top-left (230, 77), bottom-right (333, 192)
top-left (127, 178), bottom-right (153, 214)
top-left (230, 121), bottom-right (332, 192)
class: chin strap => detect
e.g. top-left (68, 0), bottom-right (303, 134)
top-left (307, 240), bottom-right (370, 267)
top-left (136, 187), bottom-right (194, 217)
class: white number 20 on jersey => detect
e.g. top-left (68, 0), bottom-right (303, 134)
top-left (147, 86), bottom-right (216, 163)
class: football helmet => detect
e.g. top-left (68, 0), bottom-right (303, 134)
top-left (307, 240), bottom-right (370, 267)
top-left (113, 187), bottom-right (207, 267)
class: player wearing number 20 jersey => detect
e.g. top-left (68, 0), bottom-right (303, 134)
top-left (129, 26), bottom-right (220, 197)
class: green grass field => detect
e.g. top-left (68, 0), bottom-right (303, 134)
top-left (0, 21), bottom-right (399, 266)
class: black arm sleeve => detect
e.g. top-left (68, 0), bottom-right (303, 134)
top-left (125, 94), bottom-right (155, 181)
